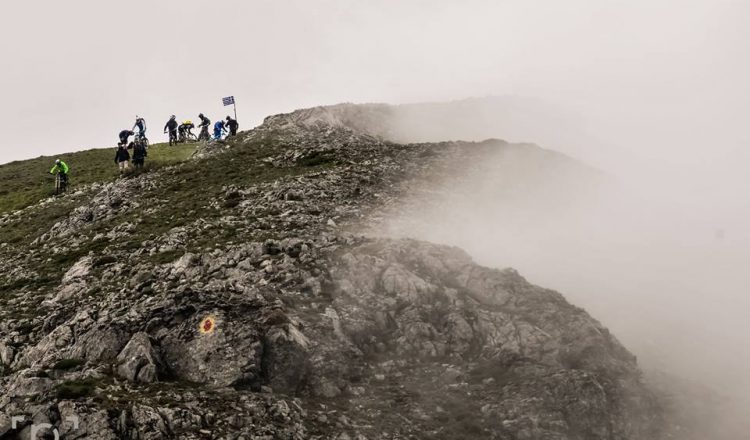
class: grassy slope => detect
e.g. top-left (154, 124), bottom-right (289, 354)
top-left (0, 131), bottom-right (334, 298)
top-left (0, 143), bottom-right (197, 215)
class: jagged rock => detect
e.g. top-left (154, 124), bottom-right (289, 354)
top-left (160, 312), bottom-right (264, 387)
top-left (0, 341), bottom-right (14, 365)
top-left (5, 372), bottom-right (54, 397)
top-left (128, 270), bottom-right (155, 290)
top-left (48, 280), bottom-right (86, 303)
top-left (14, 312), bottom-right (130, 369)
top-left (62, 256), bottom-right (93, 283)
top-left (0, 414), bottom-right (11, 437)
top-left (171, 252), bottom-right (201, 278)
top-left (263, 323), bottom-right (311, 394)
top-left (262, 240), bottom-right (282, 255)
top-left (58, 402), bottom-right (119, 439)
top-left (129, 405), bottom-right (171, 439)
top-left (116, 332), bottom-right (164, 384)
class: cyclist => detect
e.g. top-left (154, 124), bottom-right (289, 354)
top-left (119, 129), bottom-right (135, 147)
top-left (49, 159), bottom-right (70, 191)
top-left (198, 113), bottom-right (211, 140)
top-left (225, 116), bottom-right (239, 137)
top-left (133, 116), bottom-right (147, 138)
top-left (179, 120), bottom-right (195, 141)
top-left (164, 115), bottom-right (178, 144)
top-left (213, 119), bottom-right (227, 140)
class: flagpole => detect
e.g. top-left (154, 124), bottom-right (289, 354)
top-left (223, 96), bottom-right (238, 121)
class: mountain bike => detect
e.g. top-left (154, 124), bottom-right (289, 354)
top-left (135, 132), bottom-right (149, 149)
top-left (166, 130), bottom-right (178, 146)
top-left (54, 173), bottom-right (68, 195)
top-left (179, 129), bottom-right (198, 143)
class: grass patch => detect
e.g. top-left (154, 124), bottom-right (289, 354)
top-left (149, 249), bottom-right (184, 265)
top-left (297, 151), bottom-right (336, 167)
top-left (0, 199), bottom-right (77, 245)
top-left (53, 358), bottom-right (85, 371)
top-left (0, 143), bottom-right (197, 215)
top-left (55, 377), bottom-right (101, 399)
top-left (93, 255), bottom-right (117, 267)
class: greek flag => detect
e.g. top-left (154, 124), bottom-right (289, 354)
top-left (222, 96), bottom-right (235, 106)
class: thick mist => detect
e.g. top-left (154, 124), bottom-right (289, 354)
top-left (372, 98), bottom-right (750, 436)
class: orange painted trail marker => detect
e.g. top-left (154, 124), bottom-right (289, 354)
top-left (199, 316), bottom-right (217, 334)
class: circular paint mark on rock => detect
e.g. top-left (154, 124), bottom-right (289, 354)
top-left (199, 316), bottom-right (217, 334)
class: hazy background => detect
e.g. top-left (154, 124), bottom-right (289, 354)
top-left (2, 0), bottom-right (749, 433)
top-left (373, 103), bottom-right (750, 433)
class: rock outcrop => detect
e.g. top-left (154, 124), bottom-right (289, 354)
top-left (0, 104), bottom-right (664, 438)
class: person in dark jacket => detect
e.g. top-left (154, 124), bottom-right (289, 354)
top-left (132, 141), bottom-right (147, 169)
top-left (118, 130), bottom-right (134, 147)
top-left (198, 113), bottom-right (211, 140)
top-left (115, 144), bottom-right (130, 173)
top-left (225, 116), bottom-right (239, 137)
top-left (164, 115), bottom-right (178, 144)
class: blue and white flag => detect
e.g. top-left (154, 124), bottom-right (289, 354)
top-left (222, 96), bottom-right (235, 106)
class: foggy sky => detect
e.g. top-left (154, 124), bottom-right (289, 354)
top-left (1, 1), bottom-right (748, 175)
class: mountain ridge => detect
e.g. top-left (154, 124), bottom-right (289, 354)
top-left (0, 104), bottom-right (665, 439)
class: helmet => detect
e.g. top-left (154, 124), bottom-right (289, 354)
top-left (55, 159), bottom-right (60, 164)
top-left (226, 116), bottom-right (230, 120)
top-left (170, 115), bottom-right (176, 120)
top-left (199, 113), bottom-right (204, 118)
top-left (184, 120), bottom-right (192, 125)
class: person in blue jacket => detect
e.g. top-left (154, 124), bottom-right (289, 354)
top-left (213, 120), bottom-right (227, 140)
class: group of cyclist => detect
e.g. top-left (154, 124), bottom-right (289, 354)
top-left (163, 114), bottom-right (240, 145)
top-left (50, 113), bottom-right (240, 194)
top-left (115, 116), bottom-right (149, 173)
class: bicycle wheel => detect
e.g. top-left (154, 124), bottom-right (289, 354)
top-left (55, 174), bottom-right (61, 195)
top-left (187, 133), bottom-right (198, 142)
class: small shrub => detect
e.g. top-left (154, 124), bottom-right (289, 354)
top-left (93, 255), bottom-right (117, 267)
top-left (297, 151), bottom-right (335, 167)
top-left (56, 378), bottom-right (99, 399)
top-left (53, 358), bottom-right (85, 371)
top-left (150, 249), bottom-right (184, 265)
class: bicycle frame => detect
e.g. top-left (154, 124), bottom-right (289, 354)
top-left (54, 172), bottom-right (68, 195)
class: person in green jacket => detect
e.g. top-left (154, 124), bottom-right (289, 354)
top-left (50, 159), bottom-right (70, 190)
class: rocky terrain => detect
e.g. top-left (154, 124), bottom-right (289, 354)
top-left (0, 104), bottom-right (666, 439)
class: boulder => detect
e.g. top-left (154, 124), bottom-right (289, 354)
top-left (263, 322), bottom-right (311, 394)
top-left (116, 332), bottom-right (165, 384)
top-left (62, 256), bottom-right (93, 284)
